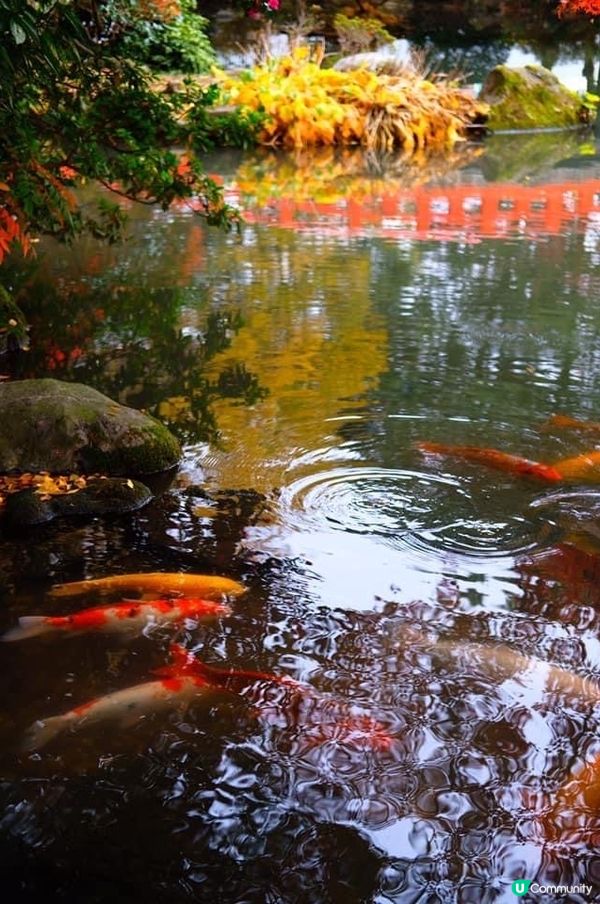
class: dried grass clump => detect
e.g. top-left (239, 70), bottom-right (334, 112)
top-left (218, 48), bottom-right (487, 151)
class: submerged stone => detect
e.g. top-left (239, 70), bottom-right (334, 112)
top-left (4, 478), bottom-right (153, 527)
top-left (481, 65), bottom-right (590, 131)
top-left (0, 379), bottom-right (181, 476)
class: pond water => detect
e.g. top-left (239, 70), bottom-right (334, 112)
top-left (3, 134), bottom-right (600, 902)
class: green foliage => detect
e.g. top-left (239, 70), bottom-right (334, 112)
top-left (582, 90), bottom-right (600, 111)
top-left (115, 0), bottom-right (216, 73)
top-left (333, 13), bottom-right (394, 55)
top-left (0, 0), bottom-right (238, 264)
top-left (186, 83), bottom-right (266, 151)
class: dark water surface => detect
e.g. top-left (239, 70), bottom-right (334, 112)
top-left (3, 136), bottom-right (600, 902)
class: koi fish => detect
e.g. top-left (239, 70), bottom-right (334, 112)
top-left (48, 572), bottom-right (246, 600)
top-left (541, 753), bottom-right (600, 845)
top-left (418, 441), bottom-right (600, 483)
top-left (551, 754), bottom-right (600, 814)
top-left (543, 413), bottom-right (600, 434)
top-left (24, 643), bottom-right (293, 752)
top-left (431, 637), bottom-right (600, 705)
top-left (518, 542), bottom-right (600, 598)
top-left (152, 644), bottom-right (305, 695)
top-left (417, 442), bottom-right (563, 482)
top-left (23, 671), bottom-right (222, 752)
top-left (2, 597), bottom-right (231, 642)
top-left (157, 646), bottom-right (395, 752)
top-left (549, 450), bottom-right (600, 482)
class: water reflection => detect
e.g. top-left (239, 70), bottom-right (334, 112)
top-left (4, 138), bottom-right (600, 898)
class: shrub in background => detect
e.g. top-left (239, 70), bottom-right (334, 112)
top-left (115, 0), bottom-right (216, 72)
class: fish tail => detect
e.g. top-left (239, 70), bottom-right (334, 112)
top-left (191, 660), bottom-right (303, 694)
top-left (417, 441), bottom-right (562, 483)
top-left (2, 616), bottom-right (53, 642)
top-left (522, 462), bottom-right (563, 482)
top-left (22, 714), bottom-right (69, 751)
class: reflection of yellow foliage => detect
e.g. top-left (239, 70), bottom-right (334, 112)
top-left (158, 395), bottom-right (191, 421)
top-left (232, 145), bottom-right (484, 207)
top-left (217, 50), bottom-right (487, 151)
top-left (202, 239), bottom-right (388, 491)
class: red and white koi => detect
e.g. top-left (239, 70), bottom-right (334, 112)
top-left (2, 597), bottom-right (231, 642)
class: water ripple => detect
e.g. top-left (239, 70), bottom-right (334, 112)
top-left (279, 464), bottom-right (536, 559)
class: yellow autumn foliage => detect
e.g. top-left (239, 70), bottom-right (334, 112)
top-left (216, 48), bottom-right (488, 151)
top-left (0, 472), bottom-right (91, 510)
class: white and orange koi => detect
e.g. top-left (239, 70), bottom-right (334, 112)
top-left (2, 597), bottom-right (231, 642)
top-left (25, 644), bottom-right (395, 754)
top-left (24, 671), bottom-right (222, 751)
top-left (48, 572), bottom-right (246, 600)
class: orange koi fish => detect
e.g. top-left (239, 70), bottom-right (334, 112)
top-left (48, 572), bottom-right (246, 600)
top-left (549, 450), bottom-right (600, 482)
top-left (543, 413), bottom-right (600, 435)
top-left (417, 442), bottom-right (563, 482)
top-left (2, 597), bottom-right (231, 642)
top-left (419, 441), bottom-right (600, 483)
top-left (24, 644), bottom-right (294, 752)
top-left (518, 542), bottom-right (600, 598)
top-left (542, 753), bottom-right (600, 844)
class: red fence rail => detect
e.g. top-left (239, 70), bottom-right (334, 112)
top-left (223, 179), bottom-right (600, 242)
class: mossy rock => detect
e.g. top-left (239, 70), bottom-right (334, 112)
top-left (480, 130), bottom-right (592, 182)
top-left (4, 478), bottom-right (153, 527)
top-left (0, 379), bottom-right (181, 476)
top-left (481, 65), bottom-right (590, 131)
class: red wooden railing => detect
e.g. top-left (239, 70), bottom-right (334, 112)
top-left (222, 179), bottom-right (600, 242)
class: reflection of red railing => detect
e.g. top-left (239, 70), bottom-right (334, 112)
top-left (223, 180), bottom-right (600, 242)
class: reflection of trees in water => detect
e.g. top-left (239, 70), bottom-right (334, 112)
top-left (414, 39), bottom-right (511, 83)
top-left (8, 275), bottom-right (267, 446)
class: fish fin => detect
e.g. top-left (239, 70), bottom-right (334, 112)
top-left (2, 616), bottom-right (51, 642)
top-left (22, 714), bottom-right (68, 751)
top-left (189, 659), bottom-right (305, 694)
top-left (48, 580), bottom-right (88, 598)
top-left (540, 414), bottom-right (580, 431)
top-left (152, 643), bottom-right (197, 678)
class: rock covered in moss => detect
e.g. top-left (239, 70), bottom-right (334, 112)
top-left (4, 478), bottom-right (153, 527)
top-left (481, 65), bottom-right (591, 131)
top-left (0, 379), bottom-right (181, 475)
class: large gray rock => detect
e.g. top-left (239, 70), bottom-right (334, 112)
top-left (481, 65), bottom-right (591, 131)
top-left (0, 379), bottom-right (181, 475)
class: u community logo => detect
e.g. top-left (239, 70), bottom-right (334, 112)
top-left (511, 879), bottom-right (593, 897)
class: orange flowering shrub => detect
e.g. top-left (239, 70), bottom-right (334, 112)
top-left (558, 0), bottom-right (600, 14)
